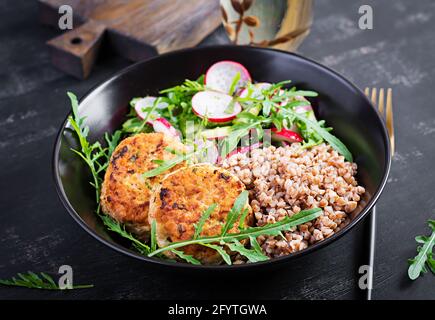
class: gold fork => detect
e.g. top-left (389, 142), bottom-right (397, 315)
top-left (364, 88), bottom-right (395, 155)
top-left (362, 87), bottom-right (394, 300)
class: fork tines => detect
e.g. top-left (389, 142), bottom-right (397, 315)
top-left (365, 87), bottom-right (395, 155)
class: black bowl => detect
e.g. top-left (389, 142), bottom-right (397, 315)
top-left (53, 45), bottom-right (391, 270)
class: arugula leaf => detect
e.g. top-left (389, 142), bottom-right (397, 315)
top-left (149, 208), bottom-right (322, 257)
top-left (238, 208), bottom-right (250, 231)
top-left (105, 131), bottom-right (122, 158)
top-left (282, 108), bottom-right (353, 162)
top-left (220, 121), bottom-right (269, 157)
top-left (268, 80), bottom-right (292, 93)
top-left (220, 191), bottom-right (249, 236)
top-left (201, 244), bottom-right (232, 265)
top-left (100, 214), bottom-right (151, 254)
top-left (0, 272), bottom-right (93, 290)
top-left (408, 220), bottom-right (435, 280)
top-left (262, 99), bottom-right (272, 117)
top-left (249, 236), bottom-right (264, 256)
top-left (171, 249), bottom-right (202, 265)
top-left (194, 204), bottom-right (217, 240)
top-left (152, 159), bottom-right (165, 165)
top-left (228, 72), bottom-right (241, 96)
top-left (151, 220), bottom-right (157, 252)
top-left (226, 239), bottom-right (269, 263)
top-left (224, 99), bottom-right (237, 114)
top-left (427, 254), bottom-right (435, 274)
top-left (165, 147), bottom-right (185, 156)
top-left (142, 153), bottom-right (189, 178)
top-left (98, 190), bottom-right (321, 265)
top-left (121, 117), bottom-right (151, 134)
top-left (282, 90), bottom-right (318, 97)
top-left (67, 92), bottom-right (110, 202)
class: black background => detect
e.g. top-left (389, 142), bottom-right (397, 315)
top-left (1, 0), bottom-right (434, 300)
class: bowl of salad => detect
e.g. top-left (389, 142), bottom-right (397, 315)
top-left (53, 45), bottom-right (391, 269)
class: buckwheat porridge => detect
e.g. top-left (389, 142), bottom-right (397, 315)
top-left (220, 143), bottom-right (365, 259)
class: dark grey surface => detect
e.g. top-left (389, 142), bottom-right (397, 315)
top-left (0, 0), bottom-right (434, 300)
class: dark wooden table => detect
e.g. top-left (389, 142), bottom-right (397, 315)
top-left (1, 0), bottom-right (434, 300)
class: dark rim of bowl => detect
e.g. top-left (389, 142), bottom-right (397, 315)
top-left (52, 45), bottom-right (391, 270)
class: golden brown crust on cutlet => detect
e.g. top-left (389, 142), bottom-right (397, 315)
top-left (100, 133), bottom-right (185, 239)
top-left (149, 164), bottom-right (253, 264)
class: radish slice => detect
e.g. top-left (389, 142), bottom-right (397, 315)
top-left (218, 142), bottom-right (263, 163)
top-left (205, 61), bottom-right (251, 94)
top-left (283, 95), bottom-right (317, 132)
top-left (135, 96), bottom-right (168, 110)
top-left (151, 118), bottom-right (181, 140)
top-left (192, 91), bottom-right (241, 123)
top-left (227, 142), bottom-right (263, 158)
top-left (134, 96), bottom-right (168, 121)
top-left (294, 105), bottom-right (313, 113)
top-left (135, 105), bottom-right (159, 122)
top-left (294, 96), bottom-right (317, 121)
top-left (192, 139), bottom-right (219, 164)
top-left (281, 141), bottom-right (290, 147)
top-left (271, 128), bottom-right (303, 143)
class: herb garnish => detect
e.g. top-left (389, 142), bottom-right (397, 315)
top-left (0, 272), bottom-right (93, 290)
top-left (100, 214), bottom-right (152, 254)
top-left (226, 239), bottom-right (269, 262)
top-left (228, 72), bottom-right (241, 96)
top-left (150, 219), bottom-right (157, 252)
top-left (408, 220), bottom-right (435, 280)
top-left (281, 108), bottom-right (353, 162)
top-left (171, 249), bottom-right (202, 265)
top-left (67, 92), bottom-right (121, 203)
top-left (194, 203), bottom-right (217, 239)
top-left (148, 206), bottom-right (322, 264)
top-left (143, 150), bottom-right (194, 178)
top-left (98, 189), bottom-right (321, 265)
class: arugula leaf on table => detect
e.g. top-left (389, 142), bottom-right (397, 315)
top-left (408, 220), bottom-right (435, 280)
top-left (427, 255), bottom-right (435, 274)
top-left (0, 272), bottom-right (93, 290)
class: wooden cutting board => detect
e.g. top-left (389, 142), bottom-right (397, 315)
top-left (38, 0), bottom-right (221, 79)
